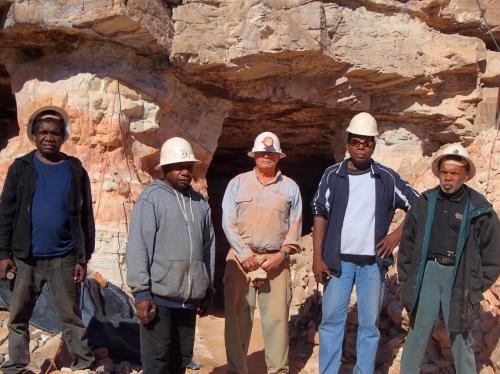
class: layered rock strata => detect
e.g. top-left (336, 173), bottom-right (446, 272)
top-left (0, 0), bottom-right (499, 369)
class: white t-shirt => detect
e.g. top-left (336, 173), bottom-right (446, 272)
top-left (340, 168), bottom-right (376, 256)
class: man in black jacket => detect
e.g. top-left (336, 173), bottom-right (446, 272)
top-left (0, 107), bottom-right (95, 373)
top-left (398, 143), bottom-right (500, 374)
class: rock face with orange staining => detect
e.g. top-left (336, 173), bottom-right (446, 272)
top-left (0, 1), bottom-right (499, 370)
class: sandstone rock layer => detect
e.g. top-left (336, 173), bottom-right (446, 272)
top-left (0, 0), bottom-right (499, 370)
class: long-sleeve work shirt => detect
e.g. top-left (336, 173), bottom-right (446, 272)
top-left (222, 169), bottom-right (303, 263)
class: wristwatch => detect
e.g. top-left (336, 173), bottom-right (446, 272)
top-left (280, 249), bottom-right (289, 258)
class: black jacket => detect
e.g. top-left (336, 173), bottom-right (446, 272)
top-left (398, 185), bottom-right (500, 333)
top-left (0, 151), bottom-right (95, 264)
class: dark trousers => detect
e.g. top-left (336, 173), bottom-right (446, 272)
top-left (400, 261), bottom-right (476, 374)
top-left (1, 252), bottom-right (95, 374)
top-left (140, 305), bottom-right (197, 374)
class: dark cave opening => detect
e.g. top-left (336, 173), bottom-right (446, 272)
top-left (0, 64), bottom-right (19, 151)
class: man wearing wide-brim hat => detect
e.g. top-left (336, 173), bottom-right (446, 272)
top-left (0, 106), bottom-right (95, 373)
top-left (398, 143), bottom-right (500, 373)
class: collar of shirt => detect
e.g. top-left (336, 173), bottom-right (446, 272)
top-left (438, 185), bottom-right (467, 203)
top-left (338, 158), bottom-right (382, 178)
top-left (253, 168), bottom-right (282, 186)
top-left (347, 167), bottom-right (371, 176)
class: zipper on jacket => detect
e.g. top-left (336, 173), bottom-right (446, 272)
top-left (174, 189), bottom-right (195, 305)
top-left (413, 191), bottom-right (438, 305)
top-left (27, 164), bottom-right (37, 243)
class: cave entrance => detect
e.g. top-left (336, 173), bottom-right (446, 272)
top-left (0, 64), bottom-right (18, 151)
top-left (206, 114), bottom-right (339, 307)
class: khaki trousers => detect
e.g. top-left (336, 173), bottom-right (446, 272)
top-left (224, 250), bottom-right (292, 374)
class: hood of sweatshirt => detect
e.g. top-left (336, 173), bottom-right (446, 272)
top-left (126, 178), bottom-right (214, 304)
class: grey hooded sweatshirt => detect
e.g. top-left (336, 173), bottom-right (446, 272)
top-left (126, 179), bottom-right (215, 305)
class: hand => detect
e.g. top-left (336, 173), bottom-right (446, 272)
top-left (260, 252), bottom-right (286, 272)
top-left (252, 279), bottom-right (266, 288)
top-left (73, 264), bottom-right (87, 283)
top-left (376, 230), bottom-right (401, 258)
top-left (198, 291), bottom-right (213, 317)
top-left (0, 259), bottom-right (16, 280)
top-left (241, 255), bottom-right (259, 272)
top-left (135, 299), bottom-right (156, 326)
top-left (313, 258), bottom-right (331, 284)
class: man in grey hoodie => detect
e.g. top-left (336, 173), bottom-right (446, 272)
top-left (126, 137), bottom-right (215, 374)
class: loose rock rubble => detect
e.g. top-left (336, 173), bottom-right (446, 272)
top-left (0, 312), bottom-right (142, 374)
top-left (1, 1), bottom-right (500, 289)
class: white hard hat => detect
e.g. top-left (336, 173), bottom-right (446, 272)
top-left (346, 112), bottom-right (379, 137)
top-left (155, 137), bottom-right (201, 170)
top-left (431, 143), bottom-right (476, 179)
top-left (27, 106), bottom-right (71, 144)
top-left (247, 131), bottom-right (286, 158)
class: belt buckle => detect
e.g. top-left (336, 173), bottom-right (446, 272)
top-left (435, 256), bottom-right (454, 266)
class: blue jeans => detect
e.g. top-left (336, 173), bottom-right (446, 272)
top-left (319, 261), bottom-right (383, 374)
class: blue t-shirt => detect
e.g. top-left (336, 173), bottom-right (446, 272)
top-left (31, 155), bottom-right (73, 257)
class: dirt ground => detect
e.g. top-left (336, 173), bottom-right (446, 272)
top-left (189, 309), bottom-right (318, 374)
top-left (190, 314), bottom-right (267, 373)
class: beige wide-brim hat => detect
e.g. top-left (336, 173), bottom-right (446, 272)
top-left (27, 106), bottom-right (71, 144)
top-left (431, 143), bottom-right (476, 180)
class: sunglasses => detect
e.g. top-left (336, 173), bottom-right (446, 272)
top-left (349, 139), bottom-right (374, 148)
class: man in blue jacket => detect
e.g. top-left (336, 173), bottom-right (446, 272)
top-left (398, 144), bottom-right (500, 373)
top-left (311, 112), bottom-right (419, 374)
top-left (0, 107), bottom-right (95, 373)
top-left (126, 137), bottom-right (215, 374)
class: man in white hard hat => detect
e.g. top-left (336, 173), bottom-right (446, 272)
top-left (0, 107), bottom-right (95, 373)
top-left (312, 112), bottom-right (419, 373)
top-left (126, 137), bottom-right (215, 374)
top-left (222, 131), bottom-right (302, 374)
top-left (398, 143), bottom-right (500, 373)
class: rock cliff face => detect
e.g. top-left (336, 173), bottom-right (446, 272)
top-left (0, 0), bottom-right (499, 370)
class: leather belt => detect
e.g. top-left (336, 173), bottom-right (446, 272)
top-left (252, 248), bottom-right (272, 254)
top-left (427, 255), bottom-right (455, 266)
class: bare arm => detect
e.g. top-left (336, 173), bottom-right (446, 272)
top-left (312, 215), bottom-right (331, 283)
top-left (376, 220), bottom-right (405, 258)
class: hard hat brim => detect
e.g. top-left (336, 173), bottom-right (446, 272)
top-left (155, 158), bottom-right (201, 170)
top-left (431, 154), bottom-right (476, 180)
top-left (247, 151), bottom-right (286, 159)
top-left (346, 130), bottom-right (379, 137)
top-left (27, 106), bottom-right (71, 145)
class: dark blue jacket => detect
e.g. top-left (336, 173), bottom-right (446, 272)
top-left (311, 158), bottom-right (419, 276)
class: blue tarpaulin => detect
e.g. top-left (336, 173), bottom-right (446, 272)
top-left (0, 277), bottom-right (141, 363)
